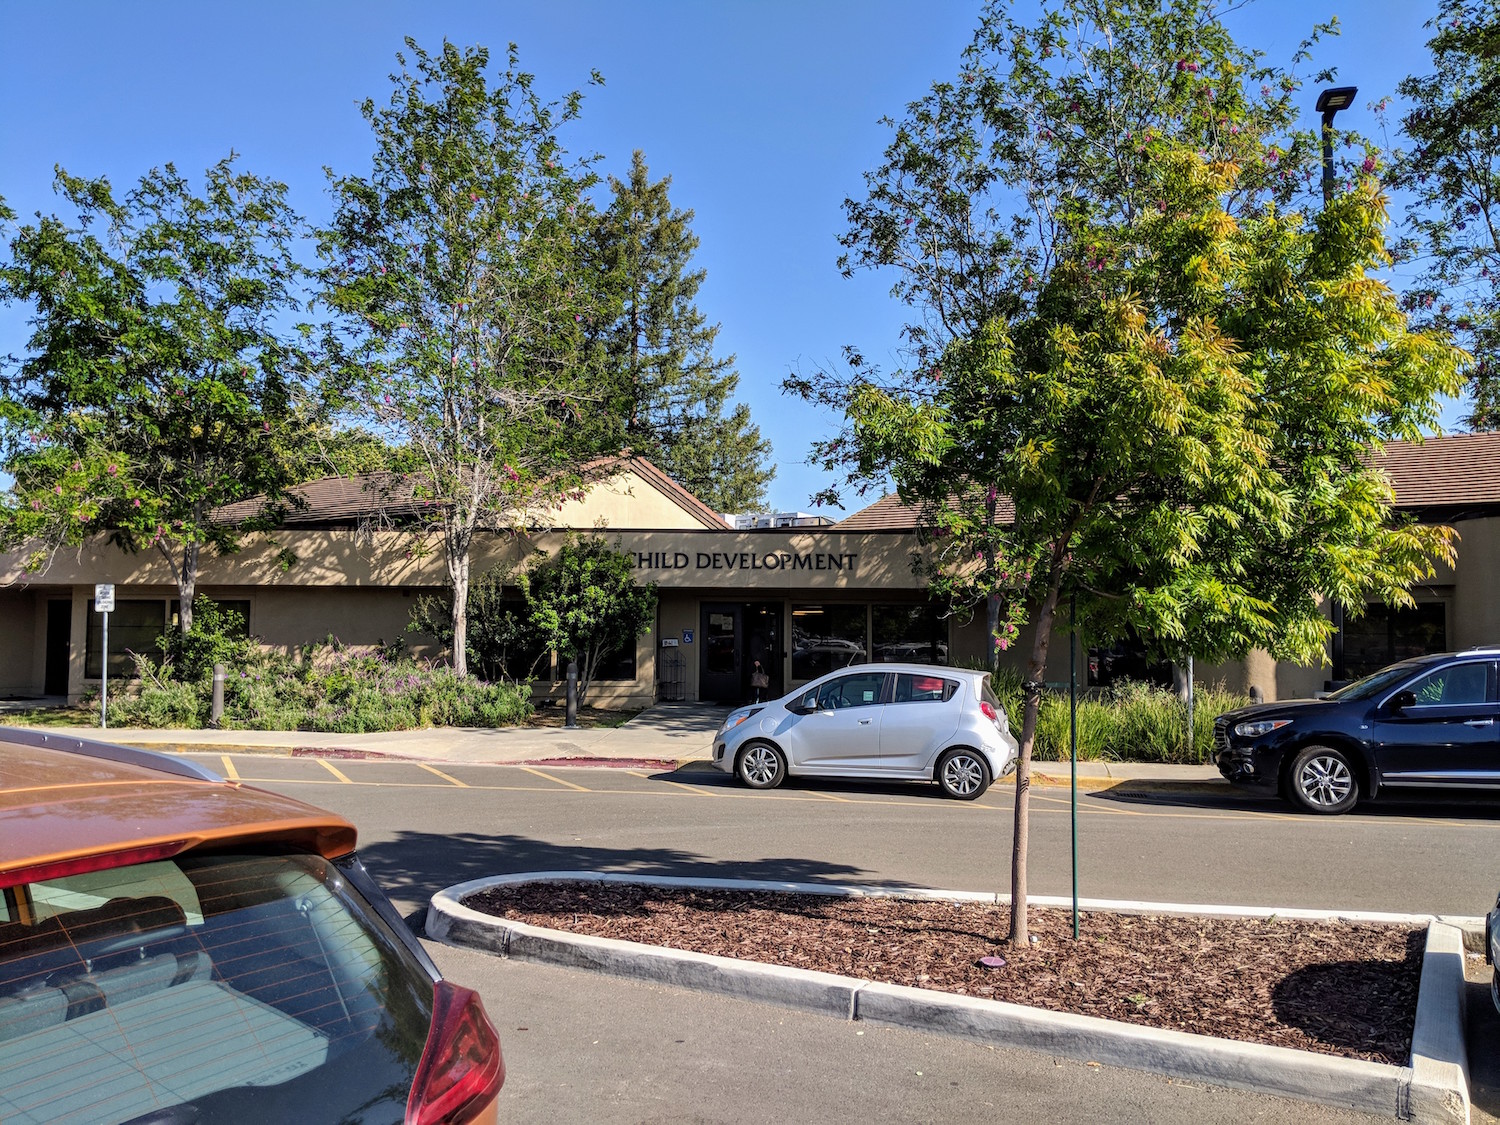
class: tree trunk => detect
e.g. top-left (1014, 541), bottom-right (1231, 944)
top-left (178, 542), bottom-right (200, 635)
top-left (1008, 578), bottom-right (1062, 949)
top-left (445, 517), bottom-right (473, 678)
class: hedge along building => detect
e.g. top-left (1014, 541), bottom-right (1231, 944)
top-left (0, 436), bottom-right (1496, 708)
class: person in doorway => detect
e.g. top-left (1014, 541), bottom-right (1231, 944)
top-left (750, 659), bottom-right (769, 703)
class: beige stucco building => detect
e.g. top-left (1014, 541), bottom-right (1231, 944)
top-left (2, 436), bottom-right (1497, 708)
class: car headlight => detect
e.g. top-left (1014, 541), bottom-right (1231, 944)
top-left (1234, 718), bottom-right (1292, 738)
top-left (718, 707), bottom-right (763, 735)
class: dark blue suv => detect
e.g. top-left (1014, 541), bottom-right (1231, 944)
top-left (1214, 649), bottom-right (1500, 814)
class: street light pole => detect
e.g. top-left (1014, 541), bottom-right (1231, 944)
top-left (1316, 86), bottom-right (1358, 209)
top-left (1315, 85), bottom-right (1357, 684)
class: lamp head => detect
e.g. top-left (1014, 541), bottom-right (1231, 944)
top-left (1315, 86), bottom-right (1359, 115)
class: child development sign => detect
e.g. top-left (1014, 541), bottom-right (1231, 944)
top-left (632, 550), bottom-right (859, 575)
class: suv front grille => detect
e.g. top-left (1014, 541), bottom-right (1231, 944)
top-left (1212, 717), bottom-right (1230, 760)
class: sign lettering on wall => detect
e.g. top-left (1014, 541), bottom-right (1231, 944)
top-left (632, 551), bottom-right (859, 575)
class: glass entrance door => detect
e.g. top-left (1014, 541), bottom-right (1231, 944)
top-left (699, 602), bottom-right (784, 705)
top-left (700, 603), bottom-right (742, 704)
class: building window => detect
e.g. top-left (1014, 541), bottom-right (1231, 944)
top-left (86, 600), bottom-right (168, 679)
top-left (1087, 633), bottom-right (1173, 690)
top-left (592, 638), bottom-right (638, 682)
top-left (170, 600), bottom-right (251, 636)
top-left (872, 604), bottom-right (949, 665)
top-left (791, 604), bottom-right (867, 681)
top-left (1343, 602), bottom-right (1447, 680)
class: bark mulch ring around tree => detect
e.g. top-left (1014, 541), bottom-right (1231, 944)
top-left (466, 882), bottom-right (1424, 1066)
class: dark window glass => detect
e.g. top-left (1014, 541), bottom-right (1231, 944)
top-left (813, 671), bottom-right (886, 710)
top-left (1405, 662), bottom-right (1491, 706)
top-left (592, 638), bottom-right (638, 682)
top-left (791, 605), bottom-right (867, 681)
top-left (704, 610), bottom-right (737, 676)
top-left (1344, 602), bottom-right (1447, 680)
top-left (1, 852), bottom-right (434, 1124)
top-left (85, 600), bottom-right (167, 678)
top-left (1087, 632), bottom-right (1172, 689)
top-left (872, 604), bottom-right (949, 665)
top-left (894, 673), bottom-right (958, 703)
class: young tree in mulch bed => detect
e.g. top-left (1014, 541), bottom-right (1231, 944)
top-left (471, 882), bottom-right (1423, 1066)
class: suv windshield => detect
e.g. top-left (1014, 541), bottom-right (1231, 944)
top-left (0, 851), bottom-right (434, 1125)
top-left (1326, 662), bottom-right (1425, 702)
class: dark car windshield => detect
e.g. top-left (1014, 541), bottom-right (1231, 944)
top-left (1326, 662), bottom-right (1425, 701)
top-left (0, 851), bottom-right (434, 1124)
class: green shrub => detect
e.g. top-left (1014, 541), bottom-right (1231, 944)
top-left (103, 639), bottom-right (532, 732)
top-left (977, 665), bottom-right (1247, 764)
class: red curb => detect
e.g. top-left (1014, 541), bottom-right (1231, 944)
top-left (519, 757), bottom-right (679, 770)
top-left (289, 746), bottom-right (416, 761)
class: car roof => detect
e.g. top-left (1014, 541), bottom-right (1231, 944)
top-left (0, 728), bottom-right (357, 886)
top-left (815, 663), bottom-right (983, 680)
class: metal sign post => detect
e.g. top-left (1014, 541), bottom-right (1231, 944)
top-left (95, 584), bottom-right (114, 728)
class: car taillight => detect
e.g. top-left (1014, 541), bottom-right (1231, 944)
top-left (406, 981), bottom-right (505, 1125)
top-left (980, 701), bottom-right (1000, 726)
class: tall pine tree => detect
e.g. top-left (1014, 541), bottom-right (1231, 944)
top-left (595, 151), bottom-right (773, 512)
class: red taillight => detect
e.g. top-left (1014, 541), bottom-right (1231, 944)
top-left (980, 701), bottom-right (1000, 725)
top-left (406, 981), bottom-right (505, 1125)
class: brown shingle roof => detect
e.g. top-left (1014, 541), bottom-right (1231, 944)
top-left (833, 433), bottom-right (1500, 530)
top-left (835, 492), bottom-right (1016, 531)
top-left (1376, 431), bottom-right (1500, 508)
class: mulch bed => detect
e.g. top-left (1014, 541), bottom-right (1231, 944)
top-left (467, 882), bottom-right (1424, 1065)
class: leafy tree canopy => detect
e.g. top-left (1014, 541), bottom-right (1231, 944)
top-left (1393, 0), bottom-right (1500, 428)
top-left (319, 39), bottom-right (620, 675)
top-left (0, 157), bottom-right (310, 631)
top-left (787, 0), bottom-right (1464, 946)
top-left (592, 151), bottom-right (774, 511)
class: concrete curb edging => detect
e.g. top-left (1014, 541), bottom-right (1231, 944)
top-left (427, 872), bottom-right (1471, 1123)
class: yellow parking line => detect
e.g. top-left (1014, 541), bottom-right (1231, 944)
top-left (316, 759), bottom-right (353, 784)
top-left (219, 756), bottom-right (240, 781)
top-left (418, 763), bottom-right (469, 788)
top-left (518, 766), bottom-right (592, 792)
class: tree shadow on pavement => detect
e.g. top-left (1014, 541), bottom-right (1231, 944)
top-left (356, 831), bottom-right (891, 927)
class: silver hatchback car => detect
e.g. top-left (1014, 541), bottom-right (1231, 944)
top-left (711, 663), bottom-right (1019, 799)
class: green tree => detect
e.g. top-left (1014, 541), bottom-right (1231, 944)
top-left (0, 158), bottom-right (309, 632)
top-left (524, 536), bottom-right (656, 703)
top-left (319, 39), bottom-right (618, 676)
top-left (408, 559), bottom-right (550, 682)
top-left (789, 0), bottom-right (1464, 947)
top-left (593, 151), bottom-right (773, 511)
top-left (1393, 0), bottom-right (1500, 428)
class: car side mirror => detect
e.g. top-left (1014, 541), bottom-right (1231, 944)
top-left (788, 701), bottom-right (813, 716)
top-left (1389, 690), bottom-right (1417, 713)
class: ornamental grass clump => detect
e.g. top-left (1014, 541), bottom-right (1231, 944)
top-left (987, 669), bottom-right (1248, 764)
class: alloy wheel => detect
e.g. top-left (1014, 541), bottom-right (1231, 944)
top-left (1297, 754), bottom-right (1353, 807)
top-left (942, 753), bottom-right (985, 797)
top-left (741, 745), bottom-right (781, 786)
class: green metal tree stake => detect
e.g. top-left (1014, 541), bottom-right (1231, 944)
top-left (1070, 586), bottom-right (1079, 939)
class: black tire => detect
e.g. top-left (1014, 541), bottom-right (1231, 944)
top-left (935, 748), bottom-right (991, 800)
top-left (736, 741), bottom-right (787, 790)
top-left (1284, 745), bottom-right (1359, 814)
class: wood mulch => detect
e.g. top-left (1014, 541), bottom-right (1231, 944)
top-left (467, 882), bottom-right (1423, 1065)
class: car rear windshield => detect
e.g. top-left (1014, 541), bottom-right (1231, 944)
top-left (0, 851), bottom-right (435, 1125)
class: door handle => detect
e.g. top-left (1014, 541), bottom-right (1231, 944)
top-left (858, 718), bottom-right (873, 725)
top-left (1464, 719), bottom-right (1495, 728)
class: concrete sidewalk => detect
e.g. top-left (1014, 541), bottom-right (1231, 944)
top-left (1, 702), bottom-right (1227, 789)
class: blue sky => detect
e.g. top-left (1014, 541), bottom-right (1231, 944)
top-left (0, 1), bottom-right (1456, 514)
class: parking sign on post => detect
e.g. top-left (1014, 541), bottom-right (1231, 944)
top-left (95, 584), bottom-right (114, 728)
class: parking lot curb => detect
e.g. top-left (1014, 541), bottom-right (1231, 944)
top-left (427, 872), bottom-right (1472, 1123)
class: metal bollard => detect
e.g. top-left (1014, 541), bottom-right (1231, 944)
top-left (565, 660), bottom-right (579, 729)
top-left (212, 664), bottom-right (226, 727)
